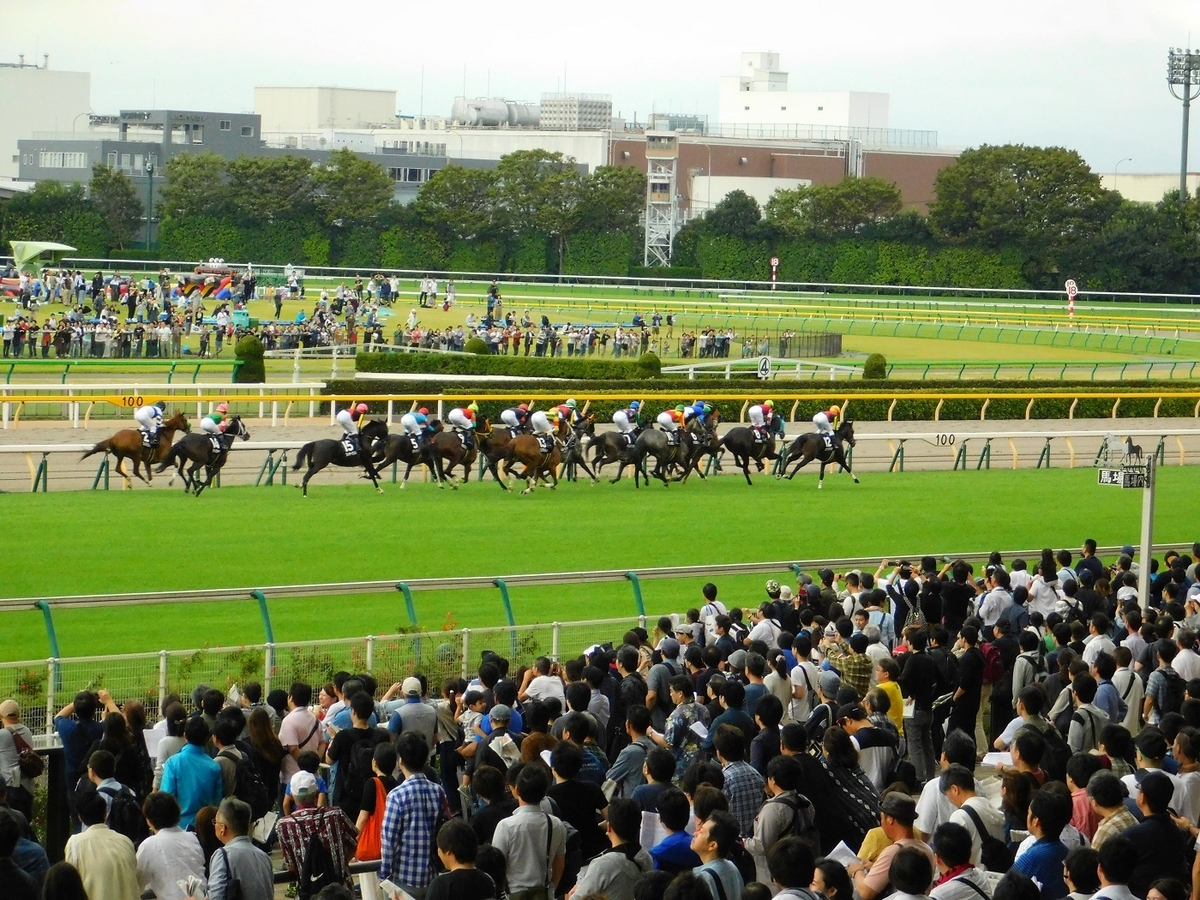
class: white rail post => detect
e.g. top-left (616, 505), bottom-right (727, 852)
top-left (331, 345), bottom-right (339, 380)
top-left (158, 651), bottom-right (169, 716)
top-left (292, 347), bottom-right (301, 384)
top-left (263, 643), bottom-right (274, 693)
top-left (1137, 455), bottom-right (1157, 612)
top-left (45, 658), bottom-right (56, 737)
top-left (365, 635), bottom-right (375, 671)
top-left (461, 629), bottom-right (471, 680)
top-left (552, 623), bottom-right (560, 661)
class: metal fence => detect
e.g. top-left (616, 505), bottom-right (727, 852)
top-left (0, 616), bottom-right (658, 736)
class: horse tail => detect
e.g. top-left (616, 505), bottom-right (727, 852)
top-left (80, 439), bottom-right (112, 461)
top-left (154, 441), bottom-right (183, 473)
top-left (292, 443), bottom-right (312, 470)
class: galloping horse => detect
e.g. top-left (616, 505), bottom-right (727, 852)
top-left (430, 416), bottom-right (490, 483)
top-left (612, 422), bottom-right (697, 488)
top-left (503, 418), bottom-right (568, 494)
top-left (590, 428), bottom-right (632, 475)
top-left (376, 420), bottom-right (453, 489)
top-left (778, 420), bottom-right (860, 488)
top-left (477, 425), bottom-right (517, 489)
top-left (717, 424), bottom-right (781, 485)
top-left (681, 410), bottom-right (722, 481)
top-left (561, 415), bottom-right (599, 484)
top-left (157, 416), bottom-right (250, 495)
top-left (81, 410), bottom-right (189, 487)
top-left (292, 419), bottom-right (389, 496)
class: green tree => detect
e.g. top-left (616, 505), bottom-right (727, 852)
top-left (491, 149), bottom-right (585, 273)
top-left (1, 181), bottom-right (107, 256)
top-left (225, 155), bottom-right (317, 225)
top-left (412, 165), bottom-right (497, 240)
top-left (929, 144), bottom-right (1118, 256)
top-left (158, 151), bottom-right (228, 220)
top-left (88, 164), bottom-right (144, 250)
top-left (767, 177), bottom-right (903, 237)
top-left (703, 190), bottom-right (762, 239)
top-left (577, 165), bottom-right (645, 233)
top-left (314, 148), bottom-right (393, 226)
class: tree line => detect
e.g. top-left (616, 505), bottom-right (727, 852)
top-left (1, 142), bottom-right (1198, 293)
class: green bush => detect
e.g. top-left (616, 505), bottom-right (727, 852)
top-left (234, 334), bottom-right (266, 383)
top-left (564, 231), bottom-right (637, 276)
top-left (636, 352), bottom-right (662, 378)
top-left (355, 351), bottom-right (657, 381)
top-left (464, 337), bottom-right (490, 355)
top-left (863, 353), bottom-right (888, 380)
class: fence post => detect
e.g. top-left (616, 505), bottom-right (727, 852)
top-left (552, 623), bottom-right (560, 661)
top-left (45, 658), bottom-right (56, 737)
top-left (461, 629), bottom-right (471, 680)
top-left (625, 572), bottom-right (647, 617)
top-left (365, 636), bottom-right (375, 672)
top-left (396, 583), bottom-right (419, 628)
top-left (492, 579), bottom-right (518, 657)
top-left (251, 590), bottom-right (276, 644)
top-left (35, 601), bottom-right (62, 664)
top-left (263, 643), bottom-right (274, 693)
top-left (158, 651), bottom-right (169, 717)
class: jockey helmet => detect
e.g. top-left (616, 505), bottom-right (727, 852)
top-left (675, 404), bottom-right (686, 412)
top-left (829, 405), bottom-right (841, 417)
top-left (703, 403), bottom-right (713, 414)
top-left (630, 400), bottom-right (640, 410)
top-left (216, 403), bottom-right (229, 414)
top-left (468, 402), bottom-right (479, 412)
top-left (155, 400), bottom-right (166, 411)
top-left (518, 403), bottom-right (529, 412)
top-left (565, 399), bottom-right (577, 409)
top-left (763, 399), bottom-right (774, 409)
top-left (355, 403), bottom-right (369, 414)
top-left (418, 407), bottom-right (429, 416)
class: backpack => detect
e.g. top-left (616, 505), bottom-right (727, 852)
top-left (298, 830), bottom-right (340, 899)
top-left (1158, 669), bottom-right (1187, 716)
top-left (961, 803), bottom-right (1014, 872)
top-left (777, 794), bottom-right (821, 854)
top-left (218, 748), bottom-right (271, 821)
top-left (980, 643), bottom-right (1004, 683)
top-left (1040, 723), bottom-right (1070, 783)
top-left (339, 733), bottom-right (381, 807)
top-left (98, 784), bottom-right (150, 847)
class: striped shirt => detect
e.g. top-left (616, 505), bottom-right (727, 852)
top-left (379, 773), bottom-right (450, 888)
top-left (278, 805), bottom-right (358, 887)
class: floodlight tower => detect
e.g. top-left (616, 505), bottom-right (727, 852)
top-left (643, 131), bottom-right (679, 267)
top-left (1167, 48), bottom-right (1200, 200)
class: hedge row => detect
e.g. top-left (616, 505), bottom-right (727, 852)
top-left (328, 376), bottom-right (1200, 424)
top-left (355, 351), bottom-right (662, 379)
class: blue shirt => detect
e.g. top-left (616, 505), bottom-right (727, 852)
top-left (54, 716), bottom-right (105, 777)
top-left (331, 707), bottom-right (377, 730)
top-left (650, 830), bottom-right (700, 872)
top-left (480, 708), bottom-right (524, 737)
top-left (1013, 836), bottom-right (1069, 900)
top-left (379, 773), bottom-right (449, 888)
top-left (160, 743), bottom-right (224, 829)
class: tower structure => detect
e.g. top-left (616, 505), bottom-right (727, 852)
top-left (643, 131), bottom-right (679, 267)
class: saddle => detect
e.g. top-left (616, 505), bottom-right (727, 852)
top-left (141, 430), bottom-right (156, 449)
top-left (208, 435), bottom-right (223, 454)
top-left (341, 437), bottom-right (359, 457)
top-left (623, 431), bottom-right (637, 447)
top-left (821, 434), bottom-right (834, 452)
top-left (508, 427), bottom-right (523, 441)
top-left (536, 434), bottom-right (556, 454)
top-left (407, 434), bottom-right (422, 452)
top-left (457, 431), bottom-right (474, 450)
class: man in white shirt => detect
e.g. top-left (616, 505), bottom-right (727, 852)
top-left (1172, 630), bottom-right (1200, 683)
top-left (277, 682), bottom-right (324, 783)
top-left (137, 791), bottom-right (207, 900)
top-left (930, 821), bottom-right (993, 900)
top-left (66, 791), bottom-right (141, 900)
top-left (1089, 835), bottom-right (1140, 900)
top-left (940, 764), bottom-right (1007, 870)
top-left (745, 603), bottom-right (781, 647)
top-left (788, 633), bottom-right (820, 723)
top-left (521, 657), bottom-right (567, 704)
top-left (1083, 614), bottom-right (1117, 667)
top-left (976, 569), bottom-right (1012, 637)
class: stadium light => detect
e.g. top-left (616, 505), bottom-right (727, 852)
top-left (1166, 48), bottom-right (1200, 201)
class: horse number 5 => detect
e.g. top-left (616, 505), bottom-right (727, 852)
top-left (120, 395), bottom-right (145, 408)
top-left (936, 434), bottom-right (955, 446)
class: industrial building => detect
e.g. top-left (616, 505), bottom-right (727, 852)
top-left (0, 56), bottom-right (90, 182)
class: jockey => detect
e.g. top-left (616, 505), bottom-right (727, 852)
top-left (555, 398), bottom-right (583, 428)
top-left (747, 401), bottom-right (769, 440)
top-left (813, 404), bottom-right (841, 436)
top-left (134, 400), bottom-right (167, 448)
top-left (530, 408), bottom-right (557, 449)
top-left (682, 399), bottom-right (709, 427)
top-left (335, 403), bottom-right (370, 453)
top-left (200, 402), bottom-right (229, 447)
top-left (500, 403), bottom-right (530, 437)
top-left (447, 402), bottom-right (478, 448)
top-left (657, 405), bottom-right (684, 445)
top-left (763, 399), bottom-right (786, 439)
top-left (612, 399), bottom-right (642, 445)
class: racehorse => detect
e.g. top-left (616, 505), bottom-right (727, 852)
top-left (778, 420), bottom-right (860, 488)
top-left (590, 428), bottom-right (632, 475)
top-left (680, 410), bottom-right (722, 481)
top-left (503, 418), bottom-right (568, 494)
top-left (477, 425), bottom-right (518, 489)
top-left (612, 422), bottom-right (697, 488)
top-left (717, 425), bottom-right (781, 485)
top-left (561, 415), bottom-right (599, 484)
top-left (156, 416), bottom-right (250, 495)
top-left (80, 410), bottom-right (189, 488)
top-left (430, 416), bottom-right (490, 483)
top-left (376, 420), bottom-right (454, 489)
top-left (291, 419), bottom-right (388, 496)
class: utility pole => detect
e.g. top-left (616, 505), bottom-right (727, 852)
top-left (1167, 48), bottom-right (1200, 201)
top-left (145, 162), bottom-right (155, 250)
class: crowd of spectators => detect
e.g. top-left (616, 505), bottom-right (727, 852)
top-left (3, 540), bottom-right (1200, 900)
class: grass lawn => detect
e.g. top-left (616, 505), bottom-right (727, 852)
top-left (1, 466), bottom-right (1195, 661)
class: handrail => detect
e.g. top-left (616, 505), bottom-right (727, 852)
top-left (0, 543), bottom-right (1179, 611)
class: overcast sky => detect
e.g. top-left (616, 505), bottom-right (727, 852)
top-left (6, 0), bottom-right (1198, 173)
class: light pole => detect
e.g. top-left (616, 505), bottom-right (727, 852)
top-left (1167, 48), bottom-right (1200, 200)
top-left (144, 162), bottom-right (155, 251)
top-left (1113, 157), bottom-right (1132, 195)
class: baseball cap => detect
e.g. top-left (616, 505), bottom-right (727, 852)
top-left (848, 633), bottom-right (869, 654)
top-left (1187, 584), bottom-right (1200, 602)
top-left (880, 792), bottom-right (918, 823)
top-left (1138, 770), bottom-right (1175, 812)
top-left (765, 579), bottom-right (781, 596)
top-left (490, 703), bottom-right (512, 723)
top-left (837, 703), bottom-right (867, 723)
top-left (290, 771), bottom-right (318, 797)
top-left (819, 671), bottom-right (842, 697)
top-left (796, 573), bottom-right (814, 586)
top-left (818, 567), bottom-right (835, 584)
top-left (661, 638), bottom-right (681, 659)
top-left (402, 677), bottom-right (423, 697)
top-left (728, 650), bottom-right (748, 670)
top-left (1135, 730), bottom-right (1168, 761)
top-left (0, 699), bottom-right (18, 719)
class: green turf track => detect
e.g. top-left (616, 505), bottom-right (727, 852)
top-left (0, 466), bottom-right (1195, 661)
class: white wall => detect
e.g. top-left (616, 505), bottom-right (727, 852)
top-left (0, 68), bottom-right (90, 179)
top-left (688, 175), bottom-right (812, 214)
top-left (1100, 172), bottom-right (1200, 203)
top-left (255, 87), bottom-right (396, 133)
top-left (718, 87), bottom-right (888, 129)
top-left (347, 128), bottom-right (610, 171)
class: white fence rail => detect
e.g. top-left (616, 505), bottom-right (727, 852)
top-left (661, 357), bottom-right (862, 381)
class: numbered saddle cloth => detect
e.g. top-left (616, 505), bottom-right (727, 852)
top-left (753, 427), bottom-right (769, 443)
top-left (665, 430), bottom-right (679, 446)
top-left (457, 431), bottom-right (473, 450)
top-left (141, 430), bottom-right (154, 447)
top-left (537, 435), bottom-right (555, 453)
top-left (407, 435), bottom-right (422, 452)
top-left (623, 431), bottom-right (637, 447)
top-left (822, 434), bottom-right (834, 452)
top-left (341, 437), bottom-right (359, 456)
top-left (209, 435), bottom-right (223, 454)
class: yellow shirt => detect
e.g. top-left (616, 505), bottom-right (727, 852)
top-left (65, 823), bottom-right (142, 900)
top-left (878, 679), bottom-right (905, 731)
top-left (858, 826), bottom-right (894, 862)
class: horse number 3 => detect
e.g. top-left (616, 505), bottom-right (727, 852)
top-left (120, 396), bottom-right (145, 408)
top-left (936, 434), bottom-right (955, 446)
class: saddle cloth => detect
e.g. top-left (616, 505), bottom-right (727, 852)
top-left (536, 435), bottom-right (555, 453)
top-left (209, 435), bottom-right (223, 454)
top-left (141, 430), bottom-right (154, 447)
top-left (407, 435), bottom-right (422, 452)
top-left (457, 431), bottom-right (473, 450)
top-left (342, 437), bottom-right (359, 456)
top-left (753, 427), bottom-right (769, 444)
top-left (664, 430), bottom-right (679, 446)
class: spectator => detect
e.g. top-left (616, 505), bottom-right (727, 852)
top-left (492, 763), bottom-right (567, 900)
top-left (569, 798), bottom-right (651, 900)
top-left (1123, 771), bottom-right (1189, 897)
top-left (136, 791), bottom-right (207, 900)
top-left (1012, 785), bottom-right (1073, 900)
top-left (283, 749), bottom-right (329, 814)
top-left (940, 764), bottom-right (1006, 870)
top-left (476, 704), bottom-right (524, 773)
top-left (765, 835), bottom-right (819, 899)
top-left (355, 742), bottom-right (399, 899)
top-left (691, 810), bottom-right (744, 900)
top-left (244, 706), bottom-right (285, 802)
top-left (817, 726), bottom-right (881, 850)
top-left (949, 627), bottom-right (985, 740)
top-left (846, 792), bottom-right (936, 900)
top-left (278, 771), bottom-right (358, 889)
top-left (712, 724), bottom-right (765, 838)
top-left (65, 790), bottom-right (140, 900)
top-left (650, 787), bottom-right (701, 873)
top-left (379, 733), bottom-right (452, 898)
top-left (327, 692), bottom-right (392, 820)
top-left (634, 747), bottom-right (678, 814)
top-left (427, 819), bottom-right (497, 900)
top-left (750, 695), bottom-right (783, 777)
top-left (1062, 846), bottom-right (1100, 900)
top-left (1087, 770), bottom-right (1136, 849)
top-left (891, 845), bottom-right (938, 900)
top-left (212, 716), bottom-right (247, 798)
top-left (839, 703), bottom-right (899, 793)
top-left (1093, 836), bottom-right (1139, 900)
top-left (152, 701), bottom-right (188, 790)
top-left (706, 681), bottom-right (758, 749)
top-left (208, 798), bottom-right (274, 900)
top-left (54, 691), bottom-right (105, 810)
top-left (469, 764), bottom-right (517, 845)
top-left (745, 755), bottom-right (813, 883)
top-left (649, 676), bottom-right (711, 778)
top-left (160, 716), bottom-right (223, 830)
top-left (1065, 755), bottom-right (1103, 841)
top-left (388, 677), bottom-right (438, 750)
top-left (0, 808), bottom-right (37, 900)
top-left (0, 701), bottom-right (38, 820)
top-left (811, 858), bottom-right (853, 900)
top-left (1066, 675), bottom-right (1109, 754)
top-left (606, 704), bottom-right (655, 799)
top-left (929, 822), bottom-right (991, 900)
top-left (280, 682), bottom-right (325, 783)
top-left (647, 641), bottom-right (685, 732)
top-left (40, 862), bottom-right (90, 900)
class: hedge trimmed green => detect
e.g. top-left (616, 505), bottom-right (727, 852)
top-left (355, 351), bottom-right (662, 380)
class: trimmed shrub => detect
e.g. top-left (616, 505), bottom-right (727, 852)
top-left (234, 334), bottom-right (266, 383)
top-left (863, 353), bottom-right (888, 380)
top-left (355, 351), bottom-right (656, 380)
top-left (636, 352), bottom-right (662, 378)
top-left (464, 337), bottom-right (490, 355)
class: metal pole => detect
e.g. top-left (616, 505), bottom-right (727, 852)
top-left (396, 582), bottom-right (419, 627)
top-left (1182, 77), bottom-right (1192, 201)
top-left (251, 589), bottom-right (276, 644)
top-left (35, 600), bottom-right (62, 660)
top-left (1137, 455), bottom-right (1156, 611)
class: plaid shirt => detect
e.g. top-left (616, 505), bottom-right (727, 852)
top-left (721, 759), bottom-right (765, 837)
top-left (278, 805), bottom-right (358, 887)
top-left (826, 645), bottom-right (872, 698)
top-left (379, 772), bottom-right (450, 888)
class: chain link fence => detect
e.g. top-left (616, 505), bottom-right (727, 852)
top-left (0, 615), bottom-right (664, 735)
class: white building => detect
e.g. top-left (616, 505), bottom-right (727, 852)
top-left (1, 59), bottom-right (90, 181)
top-left (539, 93), bottom-right (613, 131)
top-left (718, 52), bottom-right (888, 131)
top-left (1100, 172), bottom-right (1200, 204)
top-left (255, 86), bottom-right (398, 135)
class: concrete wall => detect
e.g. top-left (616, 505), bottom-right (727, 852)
top-left (255, 87), bottom-right (397, 133)
top-left (0, 67), bottom-right (90, 180)
top-left (1099, 172), bottom-right (1200, 203)
top-left (688, 175), bottom-right (812, 215)
top-left (718, 87), bottom-right (889, 129)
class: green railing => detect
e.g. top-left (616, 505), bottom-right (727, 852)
top-left (881, 360), bottom-right (1200, 381)
top-left (1, 358), bottom-right (243, 384)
